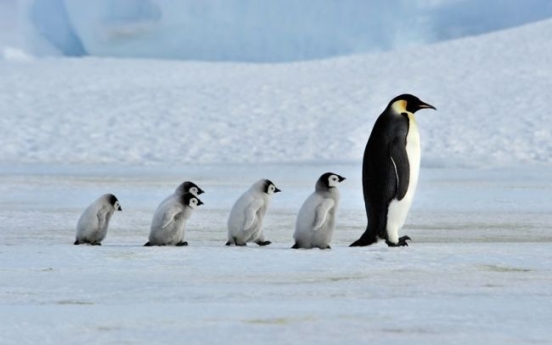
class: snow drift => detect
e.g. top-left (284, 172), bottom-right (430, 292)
top-left (1, 18), bottom-right (551, 167)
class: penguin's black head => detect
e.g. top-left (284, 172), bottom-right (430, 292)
top-left (107, 194), bottom-right (122, 211)
top-left (263, 179), bottom-right (281, 195)
top-left (180, 192), bottom-right (204, 209)
top-left (317, 172), bottom-right (346, 190)
top-left (178, 181), bottom-right (205, 196)
top-left (389, 94), bottom-right (436, 114)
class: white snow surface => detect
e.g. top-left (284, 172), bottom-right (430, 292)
top-left (1, 18), bottom-right (552, 167)
top-left (1, 164), bottom-right (551, 344)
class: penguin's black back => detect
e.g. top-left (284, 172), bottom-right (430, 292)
top-left (362, 110), bottom-right (410, 240)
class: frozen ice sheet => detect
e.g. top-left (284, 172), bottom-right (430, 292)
top-left (0, 164), bottom-right (551, 344)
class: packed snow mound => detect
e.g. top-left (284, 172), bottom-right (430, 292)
top-left (0, 0), bottom-right (23, 58)
top-left (1, 18), bottom-right (551, 167)
top-left (14, 0), bottom-right (552, 62)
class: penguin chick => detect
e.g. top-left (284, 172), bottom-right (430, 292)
top-left (292, 173), bottom-right (345, 249)
top-left (159, 180), bottom-right (205, 207)
top-left (174, 181), bottom-right (205, 197)
top-left (74, 194), bottom-right (122, 245)
top-left (350, 94), bottom-right (436, 248)
top-left (145, 192), bottom-right (203, 246)
top-left (226, 179), bottom-right (281, 246)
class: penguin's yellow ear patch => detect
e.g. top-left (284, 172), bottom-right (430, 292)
top-left (391, 100), bottom-right (407, 113)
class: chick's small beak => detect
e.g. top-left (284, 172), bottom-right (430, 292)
top-left (338, 176), bottom-right (346, 182)
top-left (118, 205), bottom-right (122, 211)
top-left (275, 187), bottom-right (282, 193)
top-left (198, 189), bottom-right (205, 195)
top-left (198, 200), bottom-right (204, 206)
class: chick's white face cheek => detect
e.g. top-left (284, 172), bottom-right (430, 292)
top-left (329, 175), bottom-right (338, 187)
top-left (190, 187), bottom-right (198, 195)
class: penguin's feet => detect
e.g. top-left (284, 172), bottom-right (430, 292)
top-left (291, 242), bottom-right (300, 249)
top-left (256, 240), bottom-right (272, 246)
top-left (91, 242), bottom-right (102, 246)
top-left (386, 236), bottom-right (411, 247)
top-left (349, 236), bottom-right (378, 247)
top-left (226, 241), bottom-right (247, 246)
top-left (318, 245), bottom-right (331, 250)
top-left (74, 240), bottom-right (80, 245)
top-left (144, 242), bottom-right (152, 247)
top-left (176, 241), bottom-right (188, 247)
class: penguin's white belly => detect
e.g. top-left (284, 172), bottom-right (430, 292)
top-left (77, 206), bottom-right (110, 242)
top-left (227, 197), bottom-right (267, 243)
top-left (241, 215), bottom-right (263, 241)
top-left (294, 194), bottom-right (337, 248)
top-left (386, 116), bottom-right (420, 243)
top-left (151, 219), bottom-right (186, 245)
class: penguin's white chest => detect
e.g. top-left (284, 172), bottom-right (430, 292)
top-left (386, 115), bottom-right (421, 242)
top-left (405, 115), bottom-right (421, 190)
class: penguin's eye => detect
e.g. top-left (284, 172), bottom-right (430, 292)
top-left (191, 199), bottom-right (197, 205)
top-left (191, 187), bottom-right (197, 194)
top-left (270, 185), bottom-right (274, 191)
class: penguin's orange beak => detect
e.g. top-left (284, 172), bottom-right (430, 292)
top-left (418, 102), bottom-right (436, 111)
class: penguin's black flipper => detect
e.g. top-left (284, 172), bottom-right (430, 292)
top-left (385, 236), bottom-right (411, 247)
top-left (390, 135), bottom-right (410, 200)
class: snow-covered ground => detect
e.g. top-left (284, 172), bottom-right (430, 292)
top-left (2, 18), bottom-right (552, 167)
top-left (1, 164), bottom-right (551, 344)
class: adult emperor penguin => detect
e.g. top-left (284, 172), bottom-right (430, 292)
top-left (226, 179), bottom-right (281, 246)
top-left (74, 194), bottom-right (122, 245)
top-left (145, 192), bottom-right (204, 246)
top-left (292, 172), bottom-right (345, 249)
top-left (350, 94), bottom-right (436, 247)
